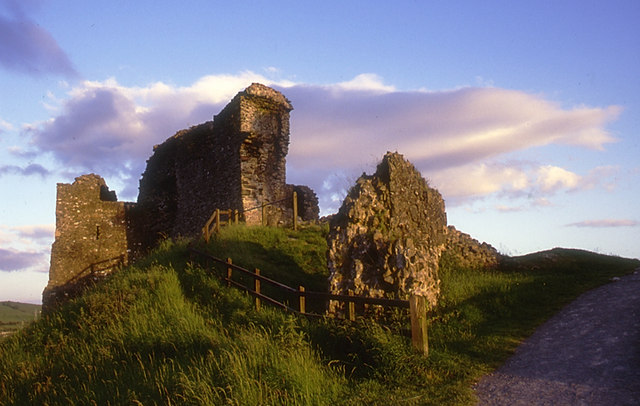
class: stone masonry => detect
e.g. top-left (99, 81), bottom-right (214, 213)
top-left (44, 174), bottom-right (133, 311)
top-left (443, 225), bottom-right (502, 270)
top-left (327, 152), bottom-right (448, 314)
top-left (44, 84), bottom-right (319, 310)
top-left (137, 83), bottom-right (316, 247)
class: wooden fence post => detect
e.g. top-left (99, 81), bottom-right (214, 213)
top-left (215, 209), bottom-right (220, 233)
top-left (347, 290), bottom-right (355, 321)
top-left (234, 209), bottom-right (239, 224)
top-left (226, 258), bottom-right (233, 287)
top-left (299, 285), bottom-right (305, 314)
top-left (293, 191), bottom-right (298, 231)
top-left (254, 268), bottom-right (261, 311)
top-left (409, 295), bottom-right (429, 356)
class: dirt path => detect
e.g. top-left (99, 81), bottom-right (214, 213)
top-left (474, 270), bottom-right (640, 405)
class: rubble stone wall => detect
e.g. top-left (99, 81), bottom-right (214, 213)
top-left (137, 83), bottom-right (296, 246)
top-left (327, 152), bottom-right (447, 314)
top-left (443, 225), bottom-right (502, 270)
top-left (44, 174), bottom-right (130, 310)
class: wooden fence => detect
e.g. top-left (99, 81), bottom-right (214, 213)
top-left (189, 248), bottom-right (430, 355)
top-left (202, 192), bottom-right (300, 242)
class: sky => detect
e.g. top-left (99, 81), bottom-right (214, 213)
top-left (1, 0), bottom-right (638, 304)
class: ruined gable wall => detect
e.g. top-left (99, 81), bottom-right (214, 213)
top-left (44, 174), bottom-right (129, 309)
top-left (327, 152), bottom-right (447, 313)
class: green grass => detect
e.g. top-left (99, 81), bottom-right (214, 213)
top-left (0, 226), bottom-right (637, 405)
top-left (0, 302), bottom-right (41, 335)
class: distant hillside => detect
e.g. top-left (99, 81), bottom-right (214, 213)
top-left (0, 301), bottom-right (41, 335)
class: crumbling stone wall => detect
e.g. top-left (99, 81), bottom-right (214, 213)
top-left (45, 84), bottom-right (319, 309)
top-left (43, 174), bottom-right (131, 311)
top-left (327, 152), bottom-right (447, 314)
top-left (290, 184), bottom-right (320, 222)
top-left (137, 83), bottom-right (305, 246)
top-left (443, 226), bottom-right (502, 270)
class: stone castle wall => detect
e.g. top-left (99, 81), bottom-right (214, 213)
top-left (137, 84), bottom-right (295, 246)
top-left (44, 84), bottom-right (319, 309)
top-left (44, 174), bottom-right (131, 310)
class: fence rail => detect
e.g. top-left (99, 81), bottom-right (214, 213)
top-left (188, 248), bottom-right (429, 355)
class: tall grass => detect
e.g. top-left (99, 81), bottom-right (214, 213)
top-left (1, 227), bottom-right (638, 405)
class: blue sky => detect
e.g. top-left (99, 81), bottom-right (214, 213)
top-left (1, 0), bottom-right (638, 303)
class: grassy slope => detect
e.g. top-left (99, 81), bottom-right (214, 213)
top-left (0, 302), bottom-right (41, 333)
top-left (0, 225), bottom-right (637, 405)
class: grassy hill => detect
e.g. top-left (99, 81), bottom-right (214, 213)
top-left (0, 301), bottom-right (41, 336)
top-left (0, 225), bottom-right (637, 405)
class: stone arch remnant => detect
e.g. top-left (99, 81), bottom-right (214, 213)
top-left (327, 152), bottom-right (448, 315)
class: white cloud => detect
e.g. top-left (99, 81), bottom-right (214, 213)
top-left (335, 73), bottom-right (396, 92)
top-left (21, 72), bottom-right (621, 208)
top-left (536, 165), bottom-right (581, 192)
top-left (285, 86), bottom-right (620, 177)
top-left (430, 163), bottom-right (530, 200)
top-left (566, 219), bottom-right (639, 228)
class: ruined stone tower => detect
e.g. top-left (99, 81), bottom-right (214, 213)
top-left (44, 84), bottom-right (318, 310)
top-left (136, 83), bottom-right (295, 248)
top-left (44, 174), bottom-right (132, 310)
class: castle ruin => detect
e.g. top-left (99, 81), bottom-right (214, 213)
top-left (43, 84), bottom-right (319, 310)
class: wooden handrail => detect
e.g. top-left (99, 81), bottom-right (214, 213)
top-left (202, 209), bottom-right (239, 242)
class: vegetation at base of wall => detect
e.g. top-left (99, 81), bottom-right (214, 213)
top-left (1, 226), bottom-right (638, 405)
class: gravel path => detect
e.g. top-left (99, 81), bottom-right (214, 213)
top-left (474, 270), bottom-right (640, 406)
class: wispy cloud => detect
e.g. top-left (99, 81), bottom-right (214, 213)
top-left (566, 219), bottom-right (639, 228)
top-left (0, 117), bottom-right (14, 132)
top-left (0, 163), bottom-right (49, 177)
top-left (9, 224), bottom-right (55, 241)
top-left (0, 248), bottom-right (46, 272)
top-left (0, 224), bottom-right (53, 273)
top-left (0, 0), bottom-right (77, 77)
top-left (22, 72), bottom-right (621, 208)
